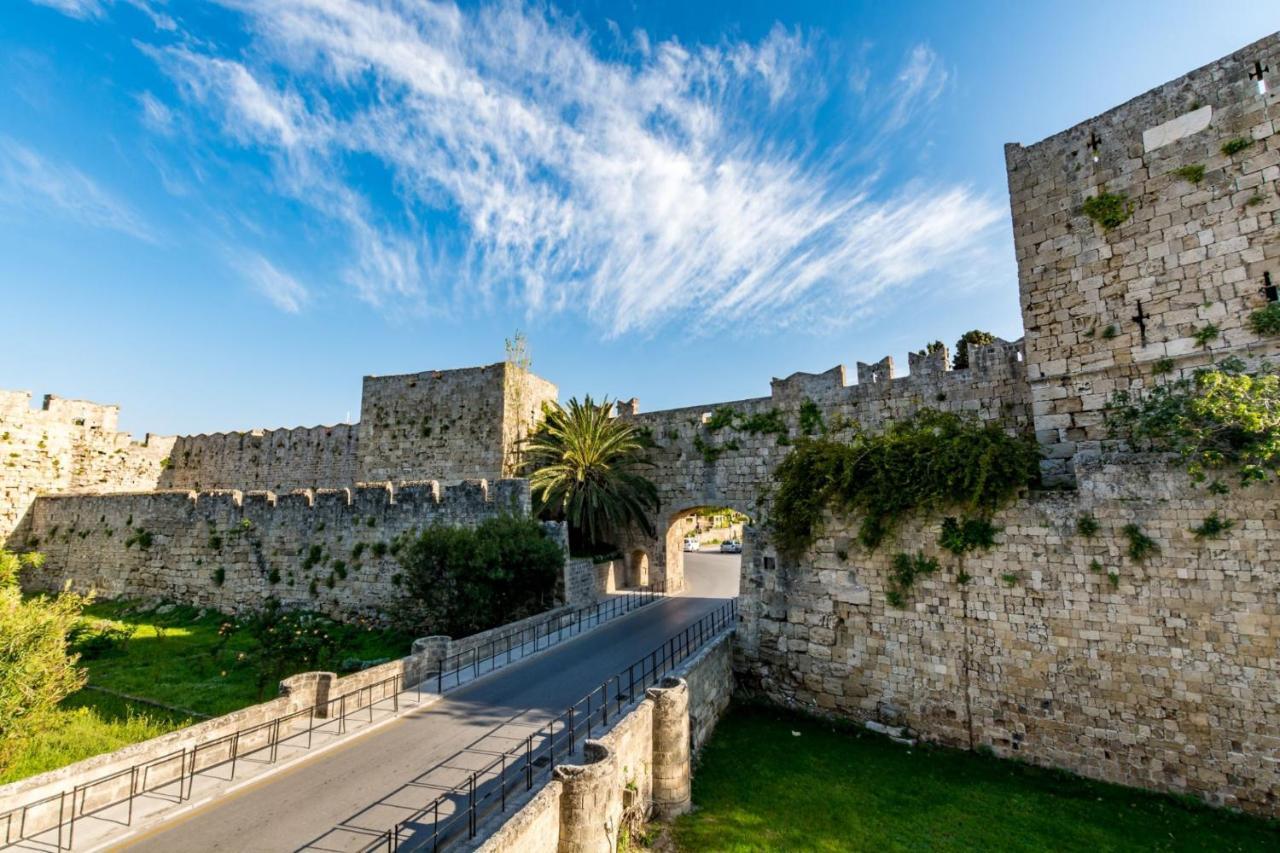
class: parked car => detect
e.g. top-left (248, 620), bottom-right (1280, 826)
top-left (719, 540), bottom-right (742, 554)
top-left (683, 537), bottom-right (701, 552)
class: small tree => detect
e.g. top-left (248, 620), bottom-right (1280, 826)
top-left (395, 515), bottom-right (564, 637)
top-left (240, 600), bottom-right (348, 699)
top-left (522, 397), bottom-right (659, 551)
top-left (952, 330), bottom-right (998, 370)
top-left (0, 550), bottom-right (87, 771)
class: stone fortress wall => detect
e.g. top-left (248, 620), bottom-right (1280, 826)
top-left (158, 424), bottom-right (358, 493)
top-left (1009, 32), bottom-right (1280, 484)
top-left (356, 363), bottom-right (558, 484)
top-left (18, 479), bottom-right (531, 620)
top-left (613, 337), bottom-right (1031, 591)
top-left (736, 459), bottom-right (1280, 814)
top-left (0, 391), bottom-right (174, 541)
top-left (726, 31), bottom-right (1280, 817)
top-left (3, 363), bottom-right (560, 621)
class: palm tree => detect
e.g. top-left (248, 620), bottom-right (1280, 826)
top-left (521, 397), bottom-right (659, 549)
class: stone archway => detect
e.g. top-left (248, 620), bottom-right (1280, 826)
top-left (629, 549), bottom-right (650, 587)
top-left (661, 505), bottom-right (751, 595)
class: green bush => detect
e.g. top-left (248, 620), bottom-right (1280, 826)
top-left (1109, 360), bottom-right (1280, 489)
top-left (1172, 164), bottom-right (1205, 184)
top-left (1082, 191), bottom-right (1133, 230)
top-left (1249, 304), bottom-right (1280, 336)
top-left (1221, 136), bottom-right (1253, 156)
top-left (394, 515), bottom-right (564, 637)
top-left (886, 552), bottom-right (939, 608)
top-left (770, 411), bottom-right (1039, 556)
top-left (1, 549), bottom-right (88, 772)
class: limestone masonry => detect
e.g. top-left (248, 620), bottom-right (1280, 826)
top-left (3, 31), bottom-right (1279, 816)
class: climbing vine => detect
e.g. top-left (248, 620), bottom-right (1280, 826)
top-left (770, 410), bottom-right (1040, 557)
top-left (1108, 359), bottom-right (1280, 490)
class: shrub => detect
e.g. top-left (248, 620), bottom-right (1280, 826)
top-left (394, 514), bottom-right (564, 637)
top-left (1108, 361), bottom-right (1280, 489)
top-left (211, 567), bottom-right (226, 586)
top-left (952, 330), bottom-right (997, 370)
top-left (1190, 512), bottom-right (1234, 541)
top-left (886, 552), bottom-right (939, 608)
top-left (798, 399), bottom-right (825, 436)
top-left (1192, 323), bottom-right (1220, 349)
top-left (1123, 524), bottom-right (1159, 563)
top-left (1083, 191), bottom-right (1133, 230)
top-left (1075, 514), bottom-right (1100, 537)
top-left (1249, 304), bottom-right (1280, 337)
top-left (770, 411), bottom-right (1039, 556)
top-left (0, 549), bottom-right (88, 770)
top-left (1221, 136), bottom-right (1253, 156)
top-left (239, 600), bottom-right (350, 699)
top-left (938, 517), bottom-right (999, 555)
top-left (1172, 164), bottom-right (1205, 184)
top-left (70, 619), bottom-right (136, 660)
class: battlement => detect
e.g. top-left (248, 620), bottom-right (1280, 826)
top-left (35, 478), bottom-right (530, 518)
top-left (1006, 29), bottom-right (1280, 483)
top-left (159, 422), bottom-right (359, 493)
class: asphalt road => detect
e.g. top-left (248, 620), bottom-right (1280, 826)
top-left (120, 552), bottom-right (740, 852)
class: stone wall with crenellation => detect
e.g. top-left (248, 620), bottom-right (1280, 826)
top-left (357, 363), bottom-right (558, 485)
top-left (1007, 30), bottom-right (1280, 484)
top-left (158, 424), bottom-right (358, 493)
top-left (0, 390), bottom-right (174, 542)
top-left (613, 338), bottom-right (1031, 592)
top-left (18, 479), bottom-right (533, 621)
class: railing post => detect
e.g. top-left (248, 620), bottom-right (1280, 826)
top-left (568, 707), bottom-right (575, 752)
top-left (602, 682), bottom-right (609, 725)
top-left (526, 736), bottom-right (533, 789)
top-left (128, 765), bottom-right (137, 826)
top-left (230, 731), bottom-right (240, 780)
top-left (468, 772), bottom-right (477, 837)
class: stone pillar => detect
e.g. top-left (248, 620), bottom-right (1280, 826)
top-left (279, 671), bottom-right (336, 717)
top-left (410, 635), bottom-right (452, 686)
top-left (554, 741), bottom-right (620, 853)
top-left (646, 677), bottom-right (691, 819)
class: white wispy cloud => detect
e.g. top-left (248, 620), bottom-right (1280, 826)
top-left (30, 0), bottom-right (175, 28)
top-left (886, 44), bottom-right (948, 132)
top-left (235, 252), bottom-right (309, 313)
top-left (0, 136), bottom-right (157, 242)
top-left (148, 0), bottom-right (998, 334)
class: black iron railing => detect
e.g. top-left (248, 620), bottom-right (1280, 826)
top-left (433, 586), bottom-right (664, 692)
top-left (0, 588), bottom-right (664, 851)
top-left (358, 597), bottom-right (739, 853)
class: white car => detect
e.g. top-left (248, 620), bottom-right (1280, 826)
top-left (719, 540), bottom-right (743, 554)
top-left (683, 537), bottom-right (700, 552)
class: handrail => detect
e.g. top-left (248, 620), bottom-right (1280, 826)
top-left (358, 597), bottom-right (739, 853)
top-left (0, 588), bottom-right (664, 851)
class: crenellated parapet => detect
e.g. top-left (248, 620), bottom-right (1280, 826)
top-left (20, 478), bottom-right (533, 620)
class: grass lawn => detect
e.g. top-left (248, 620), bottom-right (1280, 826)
top-left (1, 598), bottom-right (412, 784)
top-left (674, 703), bottom-right (1279, 852)
top-left (1, 692), bottom-right (192, 785)
top-left (72, 599), bottom-right (412, 717)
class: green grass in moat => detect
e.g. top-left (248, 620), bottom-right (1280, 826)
top-left (2, 598), bottom-right (411, 784)
top-left (673, 702), bottom-right (1279, 853)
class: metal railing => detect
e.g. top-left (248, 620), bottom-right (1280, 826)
top-left (433, 586), bottom-right (664, 692)
top-left (358, 597), bottom-right (738, 853)
top-left (0, 589), bottom-right (664, 851)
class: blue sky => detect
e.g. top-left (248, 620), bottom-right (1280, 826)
top-left (2, 1), bottom-right (1276, 436)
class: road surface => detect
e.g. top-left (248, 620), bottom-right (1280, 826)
top-left (120, 552), bottom-right (740, 852)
